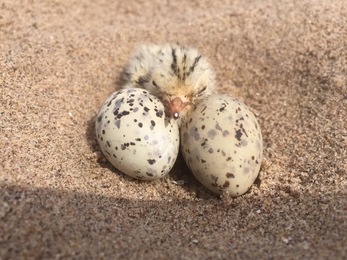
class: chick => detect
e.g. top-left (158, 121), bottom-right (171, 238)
top-left (121, 43), bottom-right (216, 126)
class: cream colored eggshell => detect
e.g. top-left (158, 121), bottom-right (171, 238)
top-left (180, 94), bottom-right (263, 196)
top-left (96, 88), bottom-right (180, 180)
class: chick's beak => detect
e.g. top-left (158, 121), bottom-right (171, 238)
top-left (165, 97), bottom-right (189, 120)
top-left (170, 97), bottom-right (183, 119)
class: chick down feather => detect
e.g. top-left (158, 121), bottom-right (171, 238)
top-left (121, 43), bottom-right (216, 126)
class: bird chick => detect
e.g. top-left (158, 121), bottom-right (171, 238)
top-left (121, 43), bottom-right (216, 126)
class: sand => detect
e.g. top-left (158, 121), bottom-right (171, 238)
top-left (1, 0), bottom-right (346, 259)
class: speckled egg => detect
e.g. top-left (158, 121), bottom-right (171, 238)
top-left (95, 88), bottom-right (180, 180)
top-left (180, 94), bottom-right (263, 197)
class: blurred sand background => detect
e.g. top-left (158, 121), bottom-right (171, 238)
top-left (1, 0), bottom-right (346, 258)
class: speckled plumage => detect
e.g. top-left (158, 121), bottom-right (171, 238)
top-left (121, 43), bottom-right (216, 126)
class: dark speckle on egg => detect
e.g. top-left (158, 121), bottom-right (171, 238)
top-left (222, 181), bottom-right (230, 188)
top-left (116, 114), bottom-right (123, 119)
top-left (240, 123), bottom-right (248, 138)
top-left (201, 138), bottom-right (208, 147)
top-left (215, 123), bottom-right (222, 131)
top-left (222, 130), bottom-right (229, 136)
top-left (219, 104), bottom-right (226, 112)
top-left (226, 173), bottom-right (235, 178)
top-left (190, 126), bottom-right (199, 141)
top-left (114, 98), bottom-right (124, 110)
top-left (156, 110), bottom-right (163, 118)
top-left (113, 119), bottom-right (120, 128)
top-left (147, 159), bottom-right (156, 165)
top-left (235, 129), bottom-right (242, 141)
top-left (235, 117), bottom-right (244, 124)
top-left (211, 175), bottom-right (217, 181)
top-left (208, 129), bottom-right (217, 139)
top-left (97, 114), bottom-right (103, 123)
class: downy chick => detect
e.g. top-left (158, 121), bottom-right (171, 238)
top-left (121, 43), bottom-right (216, 126)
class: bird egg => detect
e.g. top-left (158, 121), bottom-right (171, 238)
top-left (95, 88), bottom-right (180, 180)
top-left (180, 94), bottom-right (263, 196)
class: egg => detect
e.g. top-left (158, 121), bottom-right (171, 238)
top-left (180, 94), bottom-right (263, 197)
top-left (95, 88), bottom-right (180, 180)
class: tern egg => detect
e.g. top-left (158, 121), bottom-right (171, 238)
top-left (96, 88), bottom-right (180, 180)
top-left (180, 94), bottom-right (263, 196)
